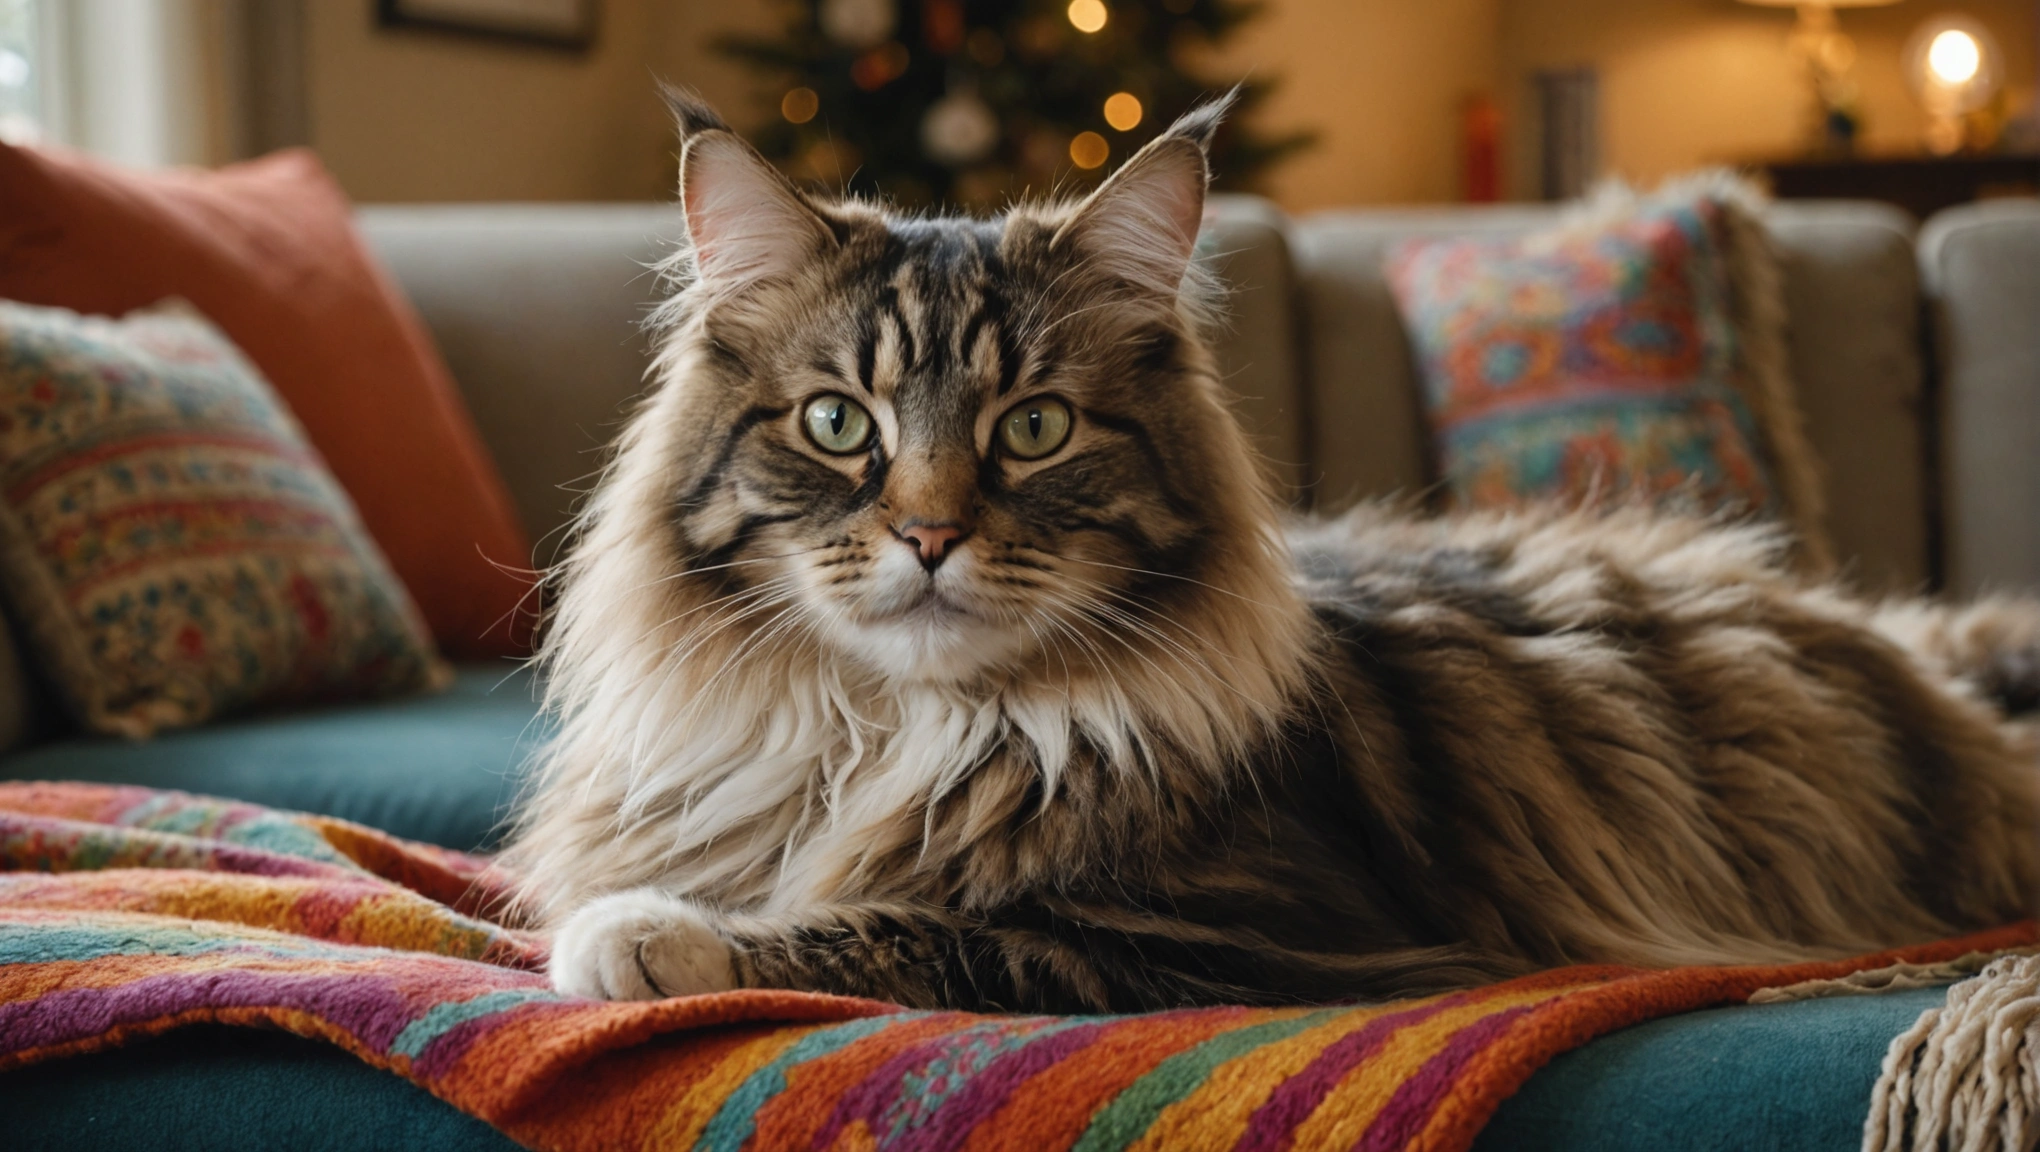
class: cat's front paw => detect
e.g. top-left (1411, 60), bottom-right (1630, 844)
top-left (549, 889), bottom-right (738, 1001)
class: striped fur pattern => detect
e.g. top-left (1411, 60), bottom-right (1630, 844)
top-left (506, 90), bottom-right (2040, 1013)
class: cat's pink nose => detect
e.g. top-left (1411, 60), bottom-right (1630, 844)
top-left (896, 522), bottom-right (968, 572)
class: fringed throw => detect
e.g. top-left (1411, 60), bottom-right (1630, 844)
top-left (4, 781), bottom-right (2036, 1152)
top-left (1865, 952), bottom-right (2040, 1152)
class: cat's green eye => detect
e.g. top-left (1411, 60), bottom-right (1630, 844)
top-left (803, 394), bottom-right (875, 455)
top-left (998, 398), bottom-right (1073, 460)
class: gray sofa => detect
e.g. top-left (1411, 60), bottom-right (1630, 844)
top-left (366, 193), bottom-right (2040, 595)
top-left (4, 194), bottom-right (2038, 1151)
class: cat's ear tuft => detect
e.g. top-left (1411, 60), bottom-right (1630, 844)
top-left (1159, 88), bottom-right (1236, 153)
top-left (679, 129), bottom-right (837, 289)
top-left (658, 82), bottom-right (732, 141)
top-left (1054, 92), bottom-right (1234, 301)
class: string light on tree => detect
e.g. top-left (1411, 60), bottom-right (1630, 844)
top-left (1104, 92), bottom-right (1143, 131)
top-left (1067, 0), bottom-right (1108, 34)
top-left (1069, 131), bottom-right (1109, 169)
top-left (781, 87), bottom-right (820, 124)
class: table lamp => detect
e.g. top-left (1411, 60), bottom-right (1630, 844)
top-left (1903, 14), bottom-right (2004, 153)
top-left (1740, 0), bottom-right (1907, 153)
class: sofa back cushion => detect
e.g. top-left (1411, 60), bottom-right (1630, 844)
top-left (354, 205), bottom-right (678, 561)
top-left (1293, 201), bottom-right (1927, 590)
top-left (1920, 199), bottom-right (2040, 596)
top-left (1194, 196), bottom-right (1309, 497)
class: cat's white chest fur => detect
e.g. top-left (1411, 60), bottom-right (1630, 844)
top-left (634, 661), bottom-right (1037, 911)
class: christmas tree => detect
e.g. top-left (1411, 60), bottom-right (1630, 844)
top-left (716, 0), bottom-right (1312, 209)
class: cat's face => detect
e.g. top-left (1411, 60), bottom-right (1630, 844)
top-left (652, 101), bottom-right (1244, 682)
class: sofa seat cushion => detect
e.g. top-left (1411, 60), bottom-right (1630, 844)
top-left (1478, 984), bottom-right (1944, 1150)
top-left (0, 664), bottom-right (542, 850)
top-left (0, 1026), bottom-right (522, 1152)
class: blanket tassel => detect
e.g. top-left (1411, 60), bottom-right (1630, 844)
top-left (1864, 952), bottom-right (2040, 1152)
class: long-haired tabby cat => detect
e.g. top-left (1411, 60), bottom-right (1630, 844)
top-left (505, 89), bottom-right (2040, 1013)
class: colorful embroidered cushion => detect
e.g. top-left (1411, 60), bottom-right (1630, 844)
top-left (1387, 184), bottom-right (1829, 564)
top-left (0, 298), bottom-right (450, 738)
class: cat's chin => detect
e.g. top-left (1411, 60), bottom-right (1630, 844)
top-left (834, 608), bottom-right (1028, 683)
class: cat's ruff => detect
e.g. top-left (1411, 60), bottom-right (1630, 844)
top-left (510, 88), bottom-right (2040, 1014)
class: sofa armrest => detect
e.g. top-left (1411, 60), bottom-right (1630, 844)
top-left (1920, 200), bottom-right (2040, 595)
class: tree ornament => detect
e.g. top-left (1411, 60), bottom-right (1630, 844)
top-left (819, 0), bottom-right (895, 50)
top-left (921, 89), bottom-right (1000, 167)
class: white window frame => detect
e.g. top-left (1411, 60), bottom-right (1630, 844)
top-left (36, 0), bottom-right (214, 167)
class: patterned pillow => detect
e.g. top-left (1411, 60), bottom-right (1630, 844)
top-left (1388, 181), bottom-right (1830, 566)
top-left (0, 298), bottom-right (450, 738)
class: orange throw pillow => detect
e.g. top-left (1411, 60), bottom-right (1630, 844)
top-left (0, 143), bottom-right (532, 659)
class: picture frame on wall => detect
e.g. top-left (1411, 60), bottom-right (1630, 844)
top-left (376, 0), bottom-right (599, 51)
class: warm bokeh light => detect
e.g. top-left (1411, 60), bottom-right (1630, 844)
top-left (780, 88), bottom-right (819, 124)
top-left (1067, 0), bottom-right (1108, 34)
top-left (1927, 29), bottom-right (1982, 85)
top-left (1070, 131), bottom-right (1109, 168)
top-left (1103, 92), bottom-right (1143, 131)
top-left (850, 42), bottom-right (911, 91)
top-left (798, 139), bottom-right (859, 183)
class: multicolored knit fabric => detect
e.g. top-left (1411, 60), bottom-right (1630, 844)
top-left (1388, 197), bottom-right (1779, 518)
top-left (2, 781), bottom-right (2030, 1152)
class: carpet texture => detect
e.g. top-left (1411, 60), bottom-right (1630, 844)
top-left (1, 781), bottom-right (2029, 1152)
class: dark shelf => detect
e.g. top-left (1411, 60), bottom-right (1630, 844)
top-left (1759, 154), bottom-right (2040, 221)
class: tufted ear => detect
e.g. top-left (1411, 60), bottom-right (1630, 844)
top-left (1053, 93), bottom-right (1232, 300)
top-left (665, 86), bottom-right (836, 289)
top-left (659, 83), bottom-right (733, 140)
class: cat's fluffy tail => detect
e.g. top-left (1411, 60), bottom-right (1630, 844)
top-left (1876, 596), bottom-right (2040, 717)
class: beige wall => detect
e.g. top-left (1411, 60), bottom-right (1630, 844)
top-left (304, 0), bottom-right (776, 201)
top-left (1207, 0), bottom-right (1502, 208)
top-left (1500, 0), bottom-right (2037, 196)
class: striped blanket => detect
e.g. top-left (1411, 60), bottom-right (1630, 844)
top-left (1, 781), bottom-right (2030, 1152)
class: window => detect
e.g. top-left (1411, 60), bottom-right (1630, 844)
top-left (0, 0), bottom-right (38, 143)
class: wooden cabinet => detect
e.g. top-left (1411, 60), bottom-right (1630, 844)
top-left (1759, 155), bottom-right (2040, 220)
